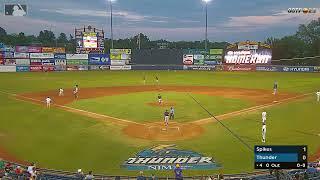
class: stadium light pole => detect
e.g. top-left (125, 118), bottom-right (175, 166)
top-left (202, 0), bottom-right (210, 50)
top-left (109, 0), bottom-right (116, 49)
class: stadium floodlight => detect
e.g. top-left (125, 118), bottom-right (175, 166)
top-left (108, 0), bottom-right (116, 49)
top-left (201, 0), bottom-right (210, 50)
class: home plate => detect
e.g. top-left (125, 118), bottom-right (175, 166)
top-left (273, 101), bottom-right (278, 103)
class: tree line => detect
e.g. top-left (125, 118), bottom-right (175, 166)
top-left (0, 17), bottom-right (319, 61)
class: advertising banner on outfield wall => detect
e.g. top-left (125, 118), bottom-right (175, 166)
top-left (30, 59), bottom-right (42, 65)
top-left (54, 59), bottom-right (66, 65)
top-left (66, 54), bottom-right (88, 60)
top-left (183, 65), bottom-right (216, 71)
top-left (313, 66), bottom-right (320, 72)
top-left (15, 46), bottom-right (29, 53)
top-left (110, 60), bottom-right (126, 66)
top-left (30, 66), bottom-right (43, 72)
top-left (54, 53), bottom-right (66, 59)
top-left (16, 66), bottom-right (30, 72)
top-left (42, 47), bottom-right (54, 53)
top-left (30, 53), bottom-right (54, 59)
top-left (88, 54), bottom-right (110, 65)
top-left (0, 66), bottom-right (16, 72)
top-left (54, 65), bottom-right (66, 71)
top-left (224, 65), bottom-right (256, 71)
top-left (28, 47), bottom-right (42, 53)
top-left (42, 66), bottom-right (55, 71)
top-left (256, 66), bottom-right (282, 72)
top-left (0, 58), bottom-right (4, 65)
top-left (67, 59), bottom-right (88, 65)
top-left (110, 65), bottom-right (131, 70)
top-left (131, 65), bottom-right (183, 70)
top-left (14, 52), bottom-right (30, 58)
top-left (281, 66), bottom-right (314, 72)
top-left (183, 54), bottom-right (194, 65)
top-left (1, 51), bottom-right (14, 58)
top-left (42, 59), bottom-right (55, 65)
top-left (53, 47), bottom-right (66, 53)
top-left (4, 59), bottom-right (16, 65)
top-left (89, 65), bottom-right (110, 71)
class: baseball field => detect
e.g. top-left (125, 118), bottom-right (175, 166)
top-left (0, 70), bottom-right (319, 176)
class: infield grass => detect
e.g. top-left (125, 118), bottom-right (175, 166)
top-left (68, 92), bottom-right (254, 123)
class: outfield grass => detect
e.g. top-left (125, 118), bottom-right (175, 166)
top-left (0, 71), bottom-right (319, 176)
top-left (69, 92), bottom-right (253, 123)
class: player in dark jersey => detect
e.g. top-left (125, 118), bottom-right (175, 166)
top-left (170, 107), bottom-right (175, 120)
top-left (273, 81), bottom-right (278, 95)
top-left (155, 76), bottom-right (159, 85)
top-left (164, 110), bottom-right (169, 127)
top-left (158, 94), bottom-right (162, 105)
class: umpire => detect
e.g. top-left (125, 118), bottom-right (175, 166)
top-left (170, 107), bottom-right (175, 120)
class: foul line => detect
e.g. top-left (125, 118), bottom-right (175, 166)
top-left (0, 90), bottom-right (142, 126)
top-left (194, 92), bottom-right (313, 125)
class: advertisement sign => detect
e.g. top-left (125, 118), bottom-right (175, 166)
top-left (131, 65), bottom-right (183, 70)
top-left (4, 59), bottom-right (16, 65)
top-left (67, 59), bottom-right (88, 65)
top-left (16, 59), bottom-right (30, 65)
top-left (42, 59), bottom-right (55, 65)
top-left (30, 53), bottom-right (54, 59)
top-left (89, 65), bottom-right (110, 71)
top-left (183, 49), bottom-right (208, 55)
top-left (28, 46), bottom-right (42, 53)
top-left (16, 66), bottom-right (30, 72)
top-left (55, 65), bottom-right (66, 71)
top-left (66, 66), bottom-right (79, 71)
top-left (2, 51), bottom-right (14, 58)
top-left (110, 49), bottom-right (132, 54)
top-left (183, 54), bottom-right (194, 65)
top-left (15, 46), bottom-right (29, 53)
top-left (66, 54), bottom-right (88, 60)
top-left (313, 66), bottom-right (320, 72)
top-left (122, 145), bottom-right (220, 171)
top-left (30, 59), bottom-right (42, 65)
top-left (55, 59), bottom-right (66, 65)
top-left (4, 46), bottom-right (14, 52)
top-left (110, 60), bottom-right (126, 66)
top-left (0, 58), bottom-right (4, 65)
top-left (110, 49), bottom-right (131, 63)
top-left (110, 65), bottom-right (131, 70)
top-left (42, 47), bottom-right (54, 53)
top-left (0, 66), bottom-right (16, 72)
top-left (88, 54), bottom-right (109, 65)
top-left (14, 52), bottom-right (30, 58)
top-left (204, 61), bottom-right (219, 65)
top-left (110, 54), bottom-right (121, 60)
top-left (281, 66), bottom-right (314, 72)
top-left (54, 53), bottom-right (66, 59)
top-left (184, 65), bottom-right (216, 71)
top-left (83, 32), bottom-right (98, 48)
top-left (30, 66), bottom-right (43, 72)
top-left (224, 65), bottom-right (256, 72)
top-left (53, 47), bottom-right (66, 53)
top-left (224, 49), bottom-right (272, 64)
top-left (210, 49), bottom-right (223, 55)
top-left (42, 66), bottom-right (55, 71)
top-left (256, 66), bottom-right (281, 72)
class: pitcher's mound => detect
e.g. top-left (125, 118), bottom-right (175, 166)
top-left (146, 101), bottom-right (176, 107)
top-left (123, 122), bottom-right (203, 141)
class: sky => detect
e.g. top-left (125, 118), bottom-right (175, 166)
top-left (0, 0), bottom-right (319, 42)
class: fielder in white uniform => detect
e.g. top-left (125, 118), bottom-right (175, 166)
top-left (262, 111), bottom-right (267, 143)
top-left (59, 88), bottom-right (64, 96)
top-left (45, 97), bottom-right (52, 108)
top-left (316, 90), bottom-right (320, 102)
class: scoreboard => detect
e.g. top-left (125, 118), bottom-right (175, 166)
top-left (254, 145), bottom-right (307, 169)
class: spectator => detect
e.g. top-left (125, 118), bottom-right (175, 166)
top-left (174, 164), bottom-right (183, 180)
top-left (15, 166), bottom-right (24, 179)
top-left (76, 169), bottom-right (85, 179)
top-left (27, 163), bottom-right (35, 175)
top-left (4, 162), bottom-right (13, 173)
top-left (148, 174), bottom-right (158, 180)
top-left (2, 172), bottom-right (12, 180)
top-left (137, 171), bottom-right (146, 180)
top-left (85, 171), bottom-right (94, 180)
top-left (0, 158), bottom-right (5, 177)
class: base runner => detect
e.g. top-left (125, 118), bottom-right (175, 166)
top-left (158, 94), bottom-right (162, 105)
top-left (316, 90), bottom-right (320, 102)
top-left (164, 110), bottom-right (169, 127)
top-left (59, 88), bottom-right (64, 96)
top-left (262, 111), bottom-right (267, 143)
top-left (73, 85), bottom-right (79, 99)
top-left (45, 97), bottom-right (52, 108)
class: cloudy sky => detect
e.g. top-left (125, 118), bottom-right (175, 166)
top-left (0, 0), bottom-right (319, 42)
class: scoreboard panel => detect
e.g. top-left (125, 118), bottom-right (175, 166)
top-left (254, 145), bottom-right (307, 169)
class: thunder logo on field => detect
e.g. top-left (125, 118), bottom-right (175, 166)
top-left (122, 145), bottom-right (221, 171)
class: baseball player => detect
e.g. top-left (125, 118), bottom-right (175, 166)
top-left (262, 111), bottom-right (267, 143)
top-left (45, 97), bottom-right (52, 108)
top-left (170, 107), bottom-right (175, 120)
top-left (158, 94), bottom-right (162, 105)
top-left (59, 88), bottom-right (64, 96)
top-left (273, 81), bottom-right (278, 95)
top-left (316, 90), bottom-right (320, 102)
top-left (155, 76), bottom-right (159, 85)
top-left (73, 85), bottom-right (79, 99)
top-left (164, 110), bottom-right (170, 127)
top-left (143, 74), bottom-right (146, 85)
